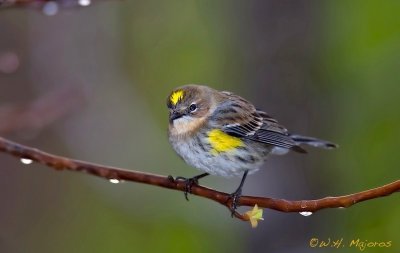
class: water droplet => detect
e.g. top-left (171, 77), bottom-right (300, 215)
top-left (20, 158), bottom-right (33, 165)
top-left (109, 178), bottom-right (120, 184)
top-left (42, 1), bottom-right (59, 16)
top-left (78, 0), bottom-right (91, 6)
top-left (299, 211), bottom-right (313, 217)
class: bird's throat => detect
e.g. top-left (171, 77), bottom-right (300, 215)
top-left (169, 116), bottom-right (206, 137)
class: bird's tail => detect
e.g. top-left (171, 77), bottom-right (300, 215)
top-left (290, 134), bottom-right (338, 150)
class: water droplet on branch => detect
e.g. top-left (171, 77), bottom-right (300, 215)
top-left (78, 0), bottom-right (91, 6)
top-left (299, 211), bottom-right (313, 217)
top-left (20, 158), bottom-right (33, 165)
top-left (109, 178), bottom-right (120, 184)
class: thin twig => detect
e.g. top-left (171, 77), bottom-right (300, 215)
top-left (0, 0), bottom-right (112, 9)
top-left (0, 136), bottom-right (398, 221)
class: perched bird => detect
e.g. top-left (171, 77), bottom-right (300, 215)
top-left (167, 84), bottom-right (337, 212)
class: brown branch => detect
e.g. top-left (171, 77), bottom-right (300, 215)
top-left (0, 136), bottom-right (399, 221)
top-left (0, 0), bottom-right (66, 9)
top-left (0, 0), bottom-right (112, 9)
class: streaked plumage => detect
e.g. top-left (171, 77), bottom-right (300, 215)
top-left (167, 84), bottom-right (336, 177)
top-left (167, 84), bottom-right (337, 209)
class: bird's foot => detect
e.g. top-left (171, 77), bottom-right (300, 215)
top-left (174, 176), bottom-right (200, 201)
top-left (228, 188), bottom-right (242, 217)
top-left (172, 173), bottom-right (209, 201)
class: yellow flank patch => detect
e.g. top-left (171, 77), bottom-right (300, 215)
top-left (170, 90), bottom-right (184, 105)
top-left (208, 129), bottom-right (244, 155)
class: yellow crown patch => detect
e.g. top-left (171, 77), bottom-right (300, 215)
top-left (170, 90), bottom-right (184, 105)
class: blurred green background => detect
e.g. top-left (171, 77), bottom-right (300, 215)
top-left (0, 0), bottom-right (399, 252)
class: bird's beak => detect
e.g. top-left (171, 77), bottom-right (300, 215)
top-left (169, 110), bottom-right (183, 122)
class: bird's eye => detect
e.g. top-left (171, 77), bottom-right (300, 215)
top-left (189, 103), bottom-right (197, 112)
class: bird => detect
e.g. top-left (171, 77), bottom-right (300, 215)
top-left (166, 84), bottom-right (337, 212)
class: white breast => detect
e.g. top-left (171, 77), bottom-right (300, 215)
top-left (169, 134), bottom-right (265, 177)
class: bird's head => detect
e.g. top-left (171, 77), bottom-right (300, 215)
top-left (166, 84), bottom-right (215, 135)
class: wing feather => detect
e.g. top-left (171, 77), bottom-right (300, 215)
top-left (213, 92), bottom-right (305, 153)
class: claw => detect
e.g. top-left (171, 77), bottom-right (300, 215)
top-left (227, 170), bottom-right (249, 217)
top-left (228, 188), bottom-right (242, 217)
top-left (167, 175), bottom-right (175, 182)
top-left (173, 173), bottom-right (209, 201)
top-left (175, 176), bottom-right (199, 201)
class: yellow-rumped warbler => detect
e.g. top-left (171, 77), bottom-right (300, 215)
top-left (167, 84), bottom-right (337, 210)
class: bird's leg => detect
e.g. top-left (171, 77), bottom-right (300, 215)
top-left (174, 173), bottom-right (209, 200)
top-left (228, 170), bottom-right (249, 216)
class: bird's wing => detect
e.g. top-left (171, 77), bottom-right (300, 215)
top-left (214, 92), bottom-right (305, 152)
